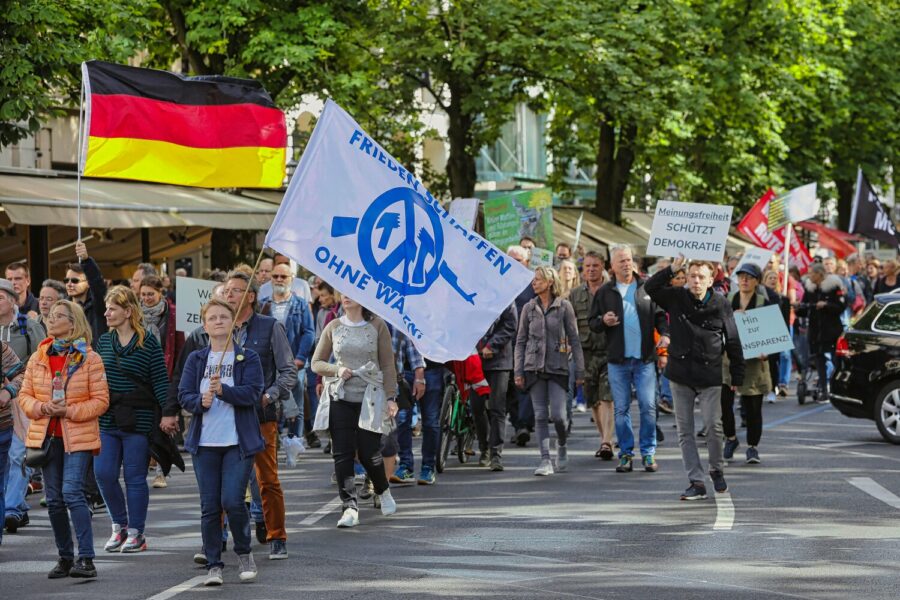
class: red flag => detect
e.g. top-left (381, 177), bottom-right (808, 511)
top-left (736, 189), bottom-right (812, 274)
top-left (795, 221), bottom-right (857, 259)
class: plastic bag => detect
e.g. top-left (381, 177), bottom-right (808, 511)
top-left (282, 434), bottom-right (306, 467)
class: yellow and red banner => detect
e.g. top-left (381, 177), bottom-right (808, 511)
top-left (81, 61), bottom-right (286, 188)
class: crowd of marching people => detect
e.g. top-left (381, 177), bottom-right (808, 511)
top-left (0, 234), bottom-right (881, 584)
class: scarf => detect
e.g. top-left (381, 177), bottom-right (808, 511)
top-left (49, 337), bottom-right (89, 378)
top-left (142, 300), bottom-right (166, 344)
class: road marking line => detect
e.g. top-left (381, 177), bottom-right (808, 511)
top-left (145, 575), bottom-right (206, 600)
top-left (300, 495), bottom-right (343, 525)
top-left (713, 493), bottom-right (735, 531)
top-left (763, 404), bottom-right (831, 429)
top-left (848, 477), bottom-right (900, 510)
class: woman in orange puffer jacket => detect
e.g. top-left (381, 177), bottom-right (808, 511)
top-left (18, 300), bottom-right (109, 580)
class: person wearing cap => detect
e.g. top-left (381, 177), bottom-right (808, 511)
top-left (721, 263), bottom-right (773, 465)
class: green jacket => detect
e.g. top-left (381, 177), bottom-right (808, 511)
top-left (569, 284), bottom-right (606, 357)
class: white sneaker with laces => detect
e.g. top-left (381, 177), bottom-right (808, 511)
top-left (336, 508), bottom-right (359, 528)
top-left (766, 391), bottom-right (777, 404)
top-left (152, 473), bottom-right (167, 488)
top-left (534, 459), bottom-right (554, 476)
top-left (104, 523), bottom-right (127, 552)
top-left (204, 566), bottom-right (223, 586)
top-left (379, 489), bottom-right (397, 516)
top-left (237, 553), bottom-right (257, 582)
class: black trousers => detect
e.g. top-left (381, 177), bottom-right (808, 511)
top-left (721, 386), bottom-right (763, 447)
top-left (473, 370), bottom-right (509, 457)
top-left (330, 400), bottom-right (389, 511)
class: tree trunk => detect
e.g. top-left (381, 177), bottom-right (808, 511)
top-left (594, 118), bottom-right (637, 225)
top-left (445, 83), bottom-right (477, 199)
top-left (835, 177), bottom-right (855, 232)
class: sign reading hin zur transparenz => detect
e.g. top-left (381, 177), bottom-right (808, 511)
top-left (483, 188), bottom-right (554, 252)
top-left (646, 201), bottom-right (733, 262)
top-left (265, 100), bottom-right (534, 362)
top-left (734, 304), bottom-right (795, 358)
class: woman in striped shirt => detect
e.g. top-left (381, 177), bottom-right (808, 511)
top-left (94, 286), bottom-right (168, 554)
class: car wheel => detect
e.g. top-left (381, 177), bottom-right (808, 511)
top-left (874, 382), bottom-right (900, 445)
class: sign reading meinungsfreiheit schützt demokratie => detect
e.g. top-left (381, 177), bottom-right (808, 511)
top-left (646, 201), bottom-right (733, 262)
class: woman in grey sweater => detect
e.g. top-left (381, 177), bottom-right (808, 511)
top-left (312, 296), bottom-right (399, 528)
top-left (515, 266), bottom-right (584, 476)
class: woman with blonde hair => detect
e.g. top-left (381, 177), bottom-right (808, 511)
top-left (18, 300), bottom-right (109, 579)
top-left (558, 259), bottom-right (581, 299)
top-left (514, 266), bottom-right (584, 476)
top-left (94, 286), bottom-right (168, 554)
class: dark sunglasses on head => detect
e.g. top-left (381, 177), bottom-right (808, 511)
top-left (64, 278), bottom-right (84, 284)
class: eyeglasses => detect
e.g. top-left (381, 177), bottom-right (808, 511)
top-left (47, 312), bottom-right (74, 322)
top-left (63, 278), bottom-right (84, 284)
top-left (224, 287), bottom-right (248, 296)
top-left (271, 274), bottom-right (290, 280)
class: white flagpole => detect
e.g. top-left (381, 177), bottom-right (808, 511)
top-left (783, 223), bottom-right (792, 292)
top-left (75, 73), bottom-right (86, 247)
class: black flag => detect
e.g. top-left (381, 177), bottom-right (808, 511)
top-left (849, 168), bottom-right (900, 249)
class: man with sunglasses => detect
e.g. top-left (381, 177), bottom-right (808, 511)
top-left (70, 242), bottom-right (109, 347)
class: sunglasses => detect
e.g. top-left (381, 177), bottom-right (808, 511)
top-left (271, 274), bottom-right (290, 280)
top-left (64, 278), bottom-right (84, 284)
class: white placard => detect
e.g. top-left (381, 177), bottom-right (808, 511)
top-left (449, 198), bottom-right (480, 230)
top-left (646, 200), bottom-right (733, 262)
top-left (731, 247), bottom-right (774, 280)
top-left (573, 211), bottom-right (584, 252)
top-left (175, 276), bottom-right (219, 333)
top-left (734, 304), bottom-right (795, 359)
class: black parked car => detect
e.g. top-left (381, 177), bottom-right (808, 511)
top-left (831, 293), bottom-right (900, 444)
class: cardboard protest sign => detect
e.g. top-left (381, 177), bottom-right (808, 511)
top-left (175, 276), bottom-right (219, 333)
top-left (448, 198), bottom-right (480, 230)
top-left (731, 247), bottom-right (775, 282)
top-left (734, 304), bottom-right (794, 358)
top-left (646, 201), bottom-right (733, 262)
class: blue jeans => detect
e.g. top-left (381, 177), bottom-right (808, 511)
top-left (94, 429), bottom-right (150, 533)
top-left (608, 359), bottom-right (657, 458)
top-left (0, 427), bottom-right (12, 544)
top-left (43, 438), bottom-right (94, 559)
top-left (659, 373), bottom-right (672, 403)
top-left (397, 368), bottom-right (444, 472)
top-left (4, 434), bottom-right (31, 522)
top-left (193, 445), bottom-right (254, 569)
top-left (249, 474), bottom-right (263, 525)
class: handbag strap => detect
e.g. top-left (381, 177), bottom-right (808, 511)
top-left (110, 340), bottom-right (159, 412)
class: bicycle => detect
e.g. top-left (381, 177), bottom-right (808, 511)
top-left (436, 373), bottom-right (476, 473)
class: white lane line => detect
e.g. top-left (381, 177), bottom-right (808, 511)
top-left (145, 575), bottom-right (206, 600)
top-left (299, 495), bottom-right (343, 526)
top-left (713, 493), bottom-right (735, 531)
top-left (848, 477), bottom-right (900, 510)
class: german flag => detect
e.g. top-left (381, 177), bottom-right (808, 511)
top-left (81, 61), bottom-right (286, 189)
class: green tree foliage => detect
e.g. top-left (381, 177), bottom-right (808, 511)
top-left (0, 0), bottom-right (150, 146)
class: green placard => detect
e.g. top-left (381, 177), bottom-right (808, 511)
top-left (484, 188), bottom-right (554, 251)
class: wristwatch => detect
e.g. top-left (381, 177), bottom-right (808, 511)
top-left (415, 379), bottom-right (426, 385)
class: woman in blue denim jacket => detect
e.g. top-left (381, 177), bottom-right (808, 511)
top-left (179, 298), bottom-right (264, 587)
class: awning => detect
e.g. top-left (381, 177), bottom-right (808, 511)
top-left (622, 209), bottom-right (754, 255)
top-left (0, 171), bottom-right (279, 230)
top-left (553, 207), bottom-right (647, 251)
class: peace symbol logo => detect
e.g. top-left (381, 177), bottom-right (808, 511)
top-left (331, 187), bottom-right (476, 304)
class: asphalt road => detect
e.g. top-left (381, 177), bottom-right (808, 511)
top-left (1, 392), bottom-right (898, 600)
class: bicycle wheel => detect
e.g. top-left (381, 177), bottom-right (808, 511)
top-left (437, 384), bottom-right (456, 473)
top-left (457, 404), bottom-right (476, 464)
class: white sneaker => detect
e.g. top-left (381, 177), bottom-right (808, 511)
top-left (766, 391), bottom-right (777, 404)
top-left (534, 460), bottom-right (554, 476)
top-left (104, 523), bottom-right (127, 552)
top-left (237, 553), bottom-right (257, 582)
top-left (575, 404), bottom-right (587, 413)
top-left (336, 508), bottom-right (359, 528)
top-left (204, 566), bottom-right (223, 586)
top-left (152, 474), bottom-right (167, 488)
top-left (379, 489), bottom-right (397, 516)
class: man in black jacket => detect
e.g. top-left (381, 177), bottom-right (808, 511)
top-left (646, 256), bottom-right (745, 501)
top-left (589, 245), bottom-right (668, 474)
top-left (476, 303), bottom-right (518, 472)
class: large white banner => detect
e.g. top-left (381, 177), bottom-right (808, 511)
top-left (265, 100), bottom-right (533, 361)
